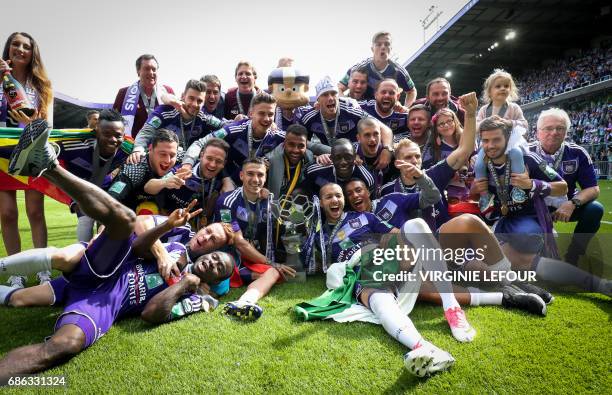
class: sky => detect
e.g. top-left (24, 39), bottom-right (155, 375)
top-left (3, 0), bottom-right (465, 103)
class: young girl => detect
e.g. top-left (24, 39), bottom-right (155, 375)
top-left (475, 69), bottom-right (528, 211)
top-left (431, 108), bottom-right (473, 202)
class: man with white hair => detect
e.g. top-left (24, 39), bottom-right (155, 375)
top-left (528, 108), bottom-right (603, 265)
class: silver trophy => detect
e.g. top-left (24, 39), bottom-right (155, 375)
top-left (271, 194), bottom-right (314, 282)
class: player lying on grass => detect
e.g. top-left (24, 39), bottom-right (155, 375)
top-left (297, 183), bottom-right (476, 377)
top-left (344, 178), bottom-right (551, 315)
top-left (0, 120), bottom-right (233, 378)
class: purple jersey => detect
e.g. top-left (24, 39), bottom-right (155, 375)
top-left (486, 151), bottom-right (563, 220)
top-left (57, 138), bottom-right (128, 189)
top-left (353, 142), bottom-right (394, 197)
top-left (50, 234), bottom-right (190, 348)
top-left (143, 105), bottom-right (225, 150)
top-left (381, 159), bottom-right (456, 231)
top-left (360, 100), bottom-right (410, 140)
top-left (157, 163), bottom-right (226, 214)
top-left (340, 58), bottom-right (415, 100)
top-left (528, 141), bottom-right (597, 199)
top-left (299, 100), bottom-right (369, 144)
top-left (312, 211), bottom-right (392, 263)
top-left (215, 187), bottom-right (272, 255)
top-left (305, 163), bottom-right (375, 197)
top-left (210, 118), bottom-right (285, 183)
top-left (274, 106), bottom-right (308, 131)
top-left (371, 192), bottom-right (420, 229)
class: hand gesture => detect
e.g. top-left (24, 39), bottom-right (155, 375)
top-left (458, 92), bottom-right (478, 115)
top-left (167, 199), bottom-right (203, 228)
top-left (175, 164), bottom-right (193, 180)
top-left (164, 174), bottom-right (186, 190)
top-left (157, 249), bottom-right (181, 280)
top-left (395, 160), bottom-right (423, 179)
top-left (180, 273), bottom-right (201, 293)
top-left (471, 177), bottom-right (489, 194)
top-left (316, 154), bottom-right (332, 166)
top-left (0, 59), bottom-right (12, 74)
top-left (127, 150), bottom-right (144, 165)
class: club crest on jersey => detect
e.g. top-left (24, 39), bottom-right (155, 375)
top-left (220, 209), bottom-right (232, 223)
top-left (389, 120), bottom-right (400, 130)
top-left (236, 207), bottom-right (248, 221)
top-left (562, 159), bottom-right (578, 175)
top-left (348, 217), bottom-right (362, 229)
top-left (149, 116), bottom-right (162, 128)
top-left (378, 207), bottom-right (393, 221)
top-left (339, 123), bottom-right (350, 133)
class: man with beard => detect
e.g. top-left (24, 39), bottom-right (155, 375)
top-left (215, 158), bottom-right (296, 320)
top-left (107, 129), bottom-right (180, 213)
top-left (265, 124), bottom-right (314, 198)
top-left (381, 93), bottom-right (478, 231)
top-left (0, 120), bottom-right (232, 377)
top-left (413, 78), bottom-right (465, 126)
top-left (404, 104), bottom-right (435, 168)
top-left (128, 79), bottom-right (225, 164)
top-left (338, 31), bottom-right (417, 106)
top-left (183, 92), bottom-right (285, 185)
top-left (472, 116), bottom-right (568, 268)
top-left (346, 67), bottom-right (369, 101)
top-left (361, 79), bottom-right (410, 141)
top-left (224, 61), bottom-right (260, 120)
top-left (528, 108), bottom-right (603, 265)
top-left (305, 138), bottom-right (375, 197)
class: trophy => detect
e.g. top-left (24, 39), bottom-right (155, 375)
top-left (271, 194), bottom-right (314, 282)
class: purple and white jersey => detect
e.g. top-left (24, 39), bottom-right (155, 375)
top-left (214, 187), bottom-right (271, 253)
top-left (360, 100), bottom-right (410, 140)
top-left (312, 211), bottom-right (392, 263)
top-left (56, 138), bottom-right (128, 189)
top-left (275, 106), bottom-right (308, 131)
top-left (299, 100), bottom-right (369, 145)
top-left (371, 192), bottom-right (420, 229)
top-left (143, 104), bottom-right (225, 150)
top-left (485, 151), bottom-right (563, 220)
top-left (340, 58), bottom-right (415, 101)
top-left (305, 163), bottom-right (375, 197)
top-left (157, 163), bottom-right (226, 213)
top-left (209, 118), bottom-right (285, 183)
top-left (381, 159), bottom-right (456, 231)
top-left (117, 242), bottom-right (186, 317)
top-left (528, 141), bottom-right (597, 199)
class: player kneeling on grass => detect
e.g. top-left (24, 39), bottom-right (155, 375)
top-left (296, 183), bottom-right (477, 377)
top-left (0, 120), bottom-right (233, 378)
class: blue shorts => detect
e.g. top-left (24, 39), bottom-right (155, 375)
top-left (494, 215), bottom-right (544, 254)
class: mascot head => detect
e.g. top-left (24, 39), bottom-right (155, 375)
top-left (268, 67), bottom-right (310, 110)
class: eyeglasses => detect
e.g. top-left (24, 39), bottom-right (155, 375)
top-left (540, 126), bottom-right (567, 133)
top-left (436, 120), bottom-right (454, 128)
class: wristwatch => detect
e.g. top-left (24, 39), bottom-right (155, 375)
top-left (571, 197), bottom-right (582, 208)
top-left (382, 145), bottom-right (394, 154)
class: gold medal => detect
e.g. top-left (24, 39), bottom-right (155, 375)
top-left (501, 204), bottom-right (508, 216)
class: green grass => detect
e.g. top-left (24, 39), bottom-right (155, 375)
top-left (1, 185), bottom-right (611, 394)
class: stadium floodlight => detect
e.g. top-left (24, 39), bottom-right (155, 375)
top-left (505, 30), bottom-right (516, 40)
top-left (494, 42), bottom-right (499, 48)
top-left (445, 71), bottom-right (452, 78)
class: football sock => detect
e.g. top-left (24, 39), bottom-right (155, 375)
top-left (467, 287), bottom-right (503, 306)
top-left (238, 288), bottom-right (261, 304)
top-left (0, 248), bottom-right (56, 276)
top-left (401, 219), bottom-right (460, 310)
top-left (488, 256), bottom-right (513, 285)
top-left (369, 292), bottom-right (423, 349)
top-left (535, 257), bottom-right (606, 292)
top-left (76, 215), bottom-right (95, 242)
top-left (0, 285), bottom-right (19, 306)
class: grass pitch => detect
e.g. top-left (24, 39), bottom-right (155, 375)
top-left (1, 183), bottom-right (611, 393)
